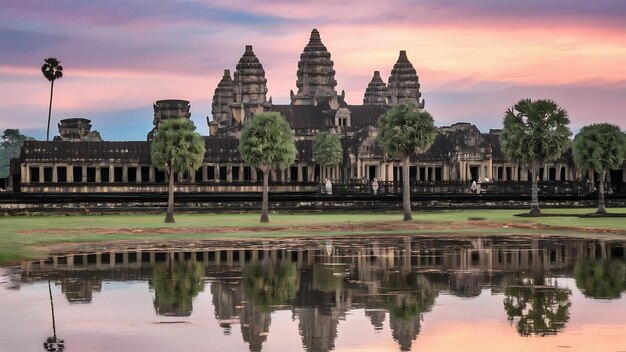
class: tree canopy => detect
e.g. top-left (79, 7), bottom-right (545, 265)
top-left (239, 112), bottom-right (296, 223)
top-left (500, 99), bottom-right (571, 216)
top-left (377, 104), bottom-right (437, 159)
top-left (313, 132), bottom-right (342, 168)
top-left (573, 123), bottom-right (626, 172)
top-left (150, 118), bottom-right (205, 222)
top-left (573, 123), bottom-right (626, 214)
top-left (0, 129), bottom-right (33, 178)
top-left (377, 104), bottom-right (437, 221)
top-left (239, 112), bottom-right (297, 169)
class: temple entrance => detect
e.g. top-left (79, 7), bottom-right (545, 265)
top-left (368, 165), bottom-right (377, 180)
top-left (609, 170), bottom-right (624, 193)
top-left (469, 166), bottom-right (479, 181)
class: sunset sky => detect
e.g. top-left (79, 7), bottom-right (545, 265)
top-left (1, 0), bottom-right (625, 140)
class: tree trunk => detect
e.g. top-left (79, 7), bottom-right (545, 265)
top-left (529, 162), bottom-right (541, 216)
top-left (46, 80), bottom-right (54, 142)
top-left (402, 155), bottom-right (413, 221)
top-left (165, 169), bottom-right (175, 223)
top-left (596, 170), bottom-right (607, 215)
top-left (260, 166), bottom-right (270, 223)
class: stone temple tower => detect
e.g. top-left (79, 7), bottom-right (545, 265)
top-left (209, 69), bottom-right (234, 136)
top-left (363, 71), bottom-right (387, 105)
top-left (387, 50), bottom-right (425, 108)
top-left (291, 28), bottom-right (338, 107)
top-left (231, 45), bottom-right (270, 125)
top-left (147, 99), bottom-right (191, 141)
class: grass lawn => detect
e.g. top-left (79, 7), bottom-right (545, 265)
top-left (1, 208), bottom-right (625, 265)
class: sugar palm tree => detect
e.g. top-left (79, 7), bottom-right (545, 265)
top-left (500, 99), bottom-right (571, 216)
top-left (377, 104), bottom-right (437, 221)
top-left (313, 132), bottom-right (343, 181)
top-left (41, 58), bottom-right (63, 141)
top-left (151, 118), bottom-right (205, 223)
top-left (573, 124), bottom-right (626, 214)
top-left (239, 112), bottom-right (297, 223)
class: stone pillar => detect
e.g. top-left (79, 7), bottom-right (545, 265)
top-left (135, 167), bottom-right (141, 183)
top-left (227, 165), bottom-right (233, 183)
top-left (556, 165), bottom-right (562, 181)
top-left (251, 166), bottom-right (257, 182)
top-left (149, 167), bottom-right (155, 182)
top-left (52, 165), bottom-right (58, 183)
top-left (488, 157), bottom-right (493, 181)
top-left (109, 165), bottom-right (114, 183)
top-left (122, 166), bottom-right (128, 182)
top-left (443, 164), bottom-right (449, 181)
top-left (39, 167), bottom-right (44, 183)
top-left (95, 167), bottom-right (101, 182)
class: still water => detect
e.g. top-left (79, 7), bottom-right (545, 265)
top-left (1, 235), bottom-right (625, 352)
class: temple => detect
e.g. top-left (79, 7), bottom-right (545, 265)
top-left (8, 28), bottom-right (626, 193)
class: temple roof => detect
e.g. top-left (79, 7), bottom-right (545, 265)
top-left (272, 105), bottom-right (334, 130)
top-left (347, 105), bottom-right (387, 128)
top-left (20, 141), bottom-right (152, 163)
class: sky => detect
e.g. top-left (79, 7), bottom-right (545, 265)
top-left (0, 0), bottom-right (625, 141)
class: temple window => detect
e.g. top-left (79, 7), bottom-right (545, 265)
top-left (86, 167), bottom-right (96, 182)
top-left (219, 166), bottom-right (227, 181)
top-left (30, 167), bottom-right (40, 182)
top-left (43, 167), bottom-right (53, 182)
top-left (73, 166), bottom-right (83, 183)
top-left (127, 167), bottom-right (137, 182)
top-left (141, 167), bottom-right (150, 182)
top-left (114, 167), bottom-right (123, 182)
top-left (100, 168), bottom-right (110, 182)
top-left (57, 167), bottom-right (67, 183)
top-left (232, 166), bottom-right (240, 181)
top-left (207, 166), bottom-right (215, 180)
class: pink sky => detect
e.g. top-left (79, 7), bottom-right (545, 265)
top-left (0, 0), bottom-right (625, 140)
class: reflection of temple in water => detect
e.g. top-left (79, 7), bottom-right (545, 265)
top-left (19, 236), bottom-right (626, 351)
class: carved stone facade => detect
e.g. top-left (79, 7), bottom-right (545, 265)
top-left (9, 28), bottom-right (626, 193)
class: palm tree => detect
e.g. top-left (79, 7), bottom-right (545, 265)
top-left (150, 118), bottom-right (205, 223)
top-left (239, 112), bottom-right (297, 223)
top-left (313, 132), bottom-right (343, 182)
top-left (500, 99), bottom-right (571, 216)
top-left (41, 58), bottom-right (63, 141)
top-left (573, 124), bottom-right (626, 214)
top-left (377, 104), bottom-right (437, 221)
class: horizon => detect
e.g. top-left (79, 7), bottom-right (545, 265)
top-left (1, 0), bottom-right (625, 140)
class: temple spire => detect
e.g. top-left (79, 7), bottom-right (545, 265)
top-left (363, 71), bottom-right (387, 105)
top-left (387, 50), bottom-right (424, 108)
top-left (292, 29), bottom-right (338, 106)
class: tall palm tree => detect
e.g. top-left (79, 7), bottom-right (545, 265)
top-left (41, 58), bottom-right (64, 141)
top-left (151, 118), bottom-right (206, 223)
top-left (377, 104), bottom-right (437, 221)
top-left (573, 124), bottom-right (626, 214)
top-left (500, 99), bottom-right (571, 216)
top-left (239, 112), bottom-right (297, 223)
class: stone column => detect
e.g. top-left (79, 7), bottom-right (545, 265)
top-left (52, 165), bottom-right (58, 183)
top-left (95, 167), bottom-right (101, 182)
top-left (39, 167), bottom-right (44, 183)
top-left (122, 166), bottom-right (128, 182)
top-left (297, 164), bottom-right (303, 182)
top-left (149, 167), bottom-right (155, 182)
top-left (443, 164), bottom-right (449, 181)
top-left (109, 165), bottom-right (114, 183)
top-left (488, 157), bottom-right (493, 181)
top-left (227, 165), bottom-right (233, 183)
top-left (356, 158), bottom-right (361, 179)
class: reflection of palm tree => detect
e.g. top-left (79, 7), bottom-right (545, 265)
top-left (381, 272), bottom-right (437, 351)
top-left (503, 276), bottom-right (571, 337)
top-left (243, 260), bottom-right (298, 311)
top-left (44, 280), bottom-right (65, 351)
top-left (149, 259), bottom-right (205, 316)
top-left (575, 259), bottom-right (626, 299)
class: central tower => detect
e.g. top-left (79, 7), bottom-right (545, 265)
top-left (291, 29), bottom-right (338, 106)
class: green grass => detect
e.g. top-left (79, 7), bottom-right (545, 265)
top-left (1, 208), bottom-right (625, 265)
